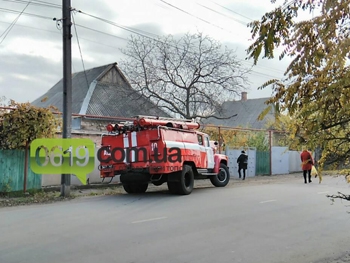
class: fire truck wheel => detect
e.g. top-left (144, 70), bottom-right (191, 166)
top-left (167, 165), bottom-right (194, 195)
top-left (123, 183), bottom-right (148, 194)
top-left (210, 163), bottom-right (230, 187)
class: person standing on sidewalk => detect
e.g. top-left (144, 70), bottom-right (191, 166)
top-left (300, 148), bottom-right (314, 184)
top-left (237, 150), bottom-right (248, 180)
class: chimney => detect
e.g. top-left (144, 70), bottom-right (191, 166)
top-left (241, 92), bottom-right (247, 101)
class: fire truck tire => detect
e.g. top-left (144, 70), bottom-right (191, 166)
top-left (123, 183), bottom-right (148, 194)
top-left (210, 163), bottom-right (230, 187)
top-left (167, 165), bottom-right (194, 195)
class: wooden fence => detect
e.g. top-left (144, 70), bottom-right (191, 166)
top-left (0, 149), bottom-right (42, 192)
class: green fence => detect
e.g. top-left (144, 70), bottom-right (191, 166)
top-left (0, 149), bottom-right (42, 192)
top-left (256, 151), bottom-right (270, 175)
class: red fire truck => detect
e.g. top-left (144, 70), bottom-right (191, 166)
top-left (98, 115), bottom-right (230, 195)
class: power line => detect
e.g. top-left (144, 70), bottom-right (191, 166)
top-left (1, 0), bottom-right (60, 9)
top-left (70, 9), bottom-right (139, 116)
top-left (75, 24), bottom-right (128, 42)
top-left (71, 10), bottom-right (126, 113)
top-left (74, 9), bottom-right (284, 79)
top-left (30, 0), bottom-right (60, 7)
top-left (0, 20), bottom-right (127, 50)
top-left (71, 10), bottom-right (89, 90)
top-left (76, 9), bottom-right (160, 40)
top-left (196, 3), bottom-right (248, 26)
top-left (211, 1), bottom-right (254, 21)
top-left (0, 19), bottom-right (59, 33)
top-left (156, 1), bottom-right (285, 75)
top-left (0, 7), bottom-right (54, 19)
top-left (0, 3), bottom-right (285, 80)
top-left (0, 2), bottom-right (285, 76)
top-left (249, 70), bottom-right (284, 79)
top-left (0, 1), bottom-right (31, 44)
top-left (159, 0), bottom-right (235, 34)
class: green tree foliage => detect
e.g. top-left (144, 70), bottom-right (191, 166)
top-left (247, 0), bottom-right (350, 174)
top-left (120, 32), bottom-right (251, 119)
top-left (247, 132), bottom-right (269, 151)
top-left (203, 127), bottom-right (269, 151)
top-left (0, 100), bottom-right (61, 149)
top-left (262, 112), bottom-right (295, 148)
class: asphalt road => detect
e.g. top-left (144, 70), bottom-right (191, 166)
top-left (1, 174), bottom-right (350, 263)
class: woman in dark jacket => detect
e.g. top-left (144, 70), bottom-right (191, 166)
top-left (237, 150), bottom-right (248, 180)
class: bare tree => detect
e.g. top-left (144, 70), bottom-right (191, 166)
top-left (119, 32), bottom-right (250, 120)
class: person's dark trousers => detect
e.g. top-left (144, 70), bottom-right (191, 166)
top-left (303, 170), bottom-right (312, 183)
top-left (238, 165), bottom-right (246, 180)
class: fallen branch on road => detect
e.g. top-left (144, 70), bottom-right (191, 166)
top-left (327, 192), bottom-right (350, 202)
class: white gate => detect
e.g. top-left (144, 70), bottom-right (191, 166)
top-left (225, 147), bottom-right (256, 178)
top-left (271, 146), bottom-right (289, 175)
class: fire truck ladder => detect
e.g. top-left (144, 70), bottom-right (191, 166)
top-left (133, 115), bottom-right (195, 123)
top-left (134, 115), bottom-right (200, 130)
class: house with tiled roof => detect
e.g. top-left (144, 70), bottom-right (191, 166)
top-left (203, 92), bottom-right (276, 129)
top-left (31, 63), bottom-right (171, 133)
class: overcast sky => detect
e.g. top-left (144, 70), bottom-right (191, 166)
top-left (0, 0), bottom-right (293, 104)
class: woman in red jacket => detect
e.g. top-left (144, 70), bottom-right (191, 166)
top-left (300, 148), bottom-right (314, 184)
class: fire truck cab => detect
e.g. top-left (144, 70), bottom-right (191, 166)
top-left (98, 115), bottom-right (230, 195)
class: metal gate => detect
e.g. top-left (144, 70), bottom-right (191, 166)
top-left (256, 151), bottom-right (270, 175)
top-left (225, 147), bottom-right (256, 178)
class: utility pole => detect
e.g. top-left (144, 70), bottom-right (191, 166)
top-left (61, 0), bottom-right (72, 197)
top-left (269, 130), bottom-right (272, 176)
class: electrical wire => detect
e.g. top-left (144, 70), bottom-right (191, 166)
top-left (75, 24), bottom-right (128, 42)
top-left (0, 7), bottom-right (53, 19)
top-left (1, 0), bottom-right (60, 9)
top-left (156, 0), bottom-right (285, 74)
top-left (72, 10), bottom-right (125, 113)
top-left (0, 2), bottom-right (285, 80)
top-left (0, 20), bottom-right (126, 51)
top-left (0, 2), bottom-right (286, 116)
top-left (75, 9), bottom-right (160, 40)
top-left (74, 9), bottom-right (282, 78)
top-left (159, 0), bottom-right (235, 34)
top-left (70, 9), bottom-right (139, 116)
top-left (71, 10), bottom-right (89, 90)
top-left (0, 19), bottom-right (59, 34)
top-left (210, 1), bottom-right (254, 21)
top-left (196, 3), bottom-right (248, 26)
top-left (0, 1), bottom-right (31, 44)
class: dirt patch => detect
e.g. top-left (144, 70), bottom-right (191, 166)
top-left (0, 184), bottom-right (124, 208)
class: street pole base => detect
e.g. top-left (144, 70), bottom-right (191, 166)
top-left (60, 184), bottom-right (71, 197)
